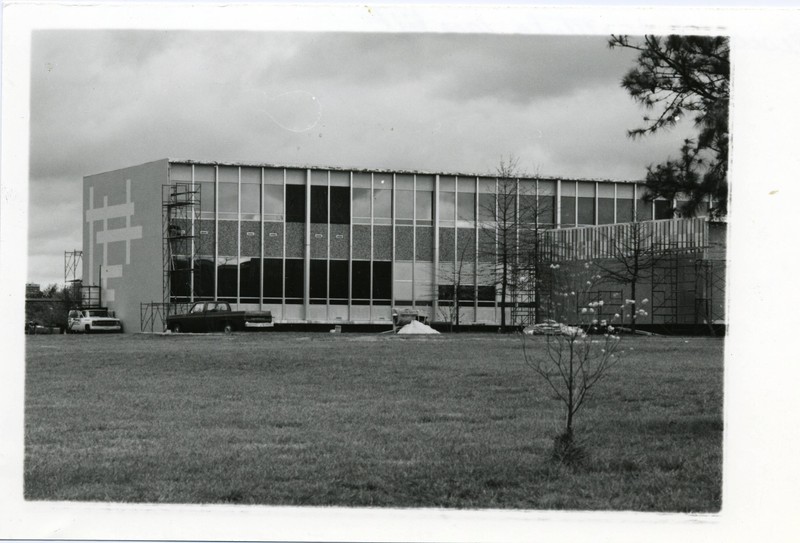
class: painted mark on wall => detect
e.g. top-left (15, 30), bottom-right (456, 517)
top-left (86, 179), bottom-right (143, 303)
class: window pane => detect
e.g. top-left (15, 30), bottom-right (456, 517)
top-left (372, 261), bottom-right (392, 300)
top-left (262, 258), bottom-right (282, 299)
top-left (416, 191), bottom-right (433, 222)
top-left (637, 199), bottom-right (653, 221)
top-left (329, 260), bottom-right (349, 299)
top-left (374, 189), bottom-right (391, 219)
top-left (264, 185), bottom-right (284, 221)
top-left (353, 188), bottom-right (371, 220)
top-left (561, 196), bottom-right (576, 226)
top-left (654, 200), bottom-right (673, 220)
top-left (194, 165), bottom-right (215, 182)
top-left (416, 175), bottom-right (434, 191)
top-left (241, 183), bottom-right (260, 216)
top-left (578, 197), bottom-right (595, 225)
top-left (439, 191), bottom-right (455, 223)
top-left (457, 193), bottom-right (475, 221)
top-left (330, 171), bottom-right (349, 187)
top-left (218, 258), bottom-right (238, 300)
top-left (170, 257), bottom-right (190, 298)
top-left (518, 194), bottom-right (537, 223)
top-left (199, 182), bottom-right (215, 213)
top-left (396, 190), bottom-right (414, 219)
top-left (286, 185), bottom-right (306, 222)
top-left (310, 170), bottom-right (327, 186)
top-left (330, 186), bottom-right (350, 224)
top-left (219, 182), bottom-right (238, 214)
top-left (538, 195), bottom-right (555, 225)
top-left (264, 168), bottom-right (283, 185)
top-left (311, 186), bottom-right (328, 223)
top-left (285, 169), bottom-right (305, 185)
top-left (617, 198), bottom-right (634, 222)
top-left (477, 285), bottom-right (496, 301)
top-left (240, 258), bottom-right (260, 300)
top-left (194, 257), bottom-right (215, 298)
top-left (396, 174), bottom-right (413, 190)
top-left (284, 259), bottom-right (304, 299)
top-left (598, 198), bottom-right (614, 224)
top-left (351, 261), bottom-right (370, 300)
top-left (310, 259), bottom-right (327, 300)
top-left (479, 193), bottom-right (496, 221)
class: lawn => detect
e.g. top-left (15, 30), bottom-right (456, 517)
top-left (24, 332), bottom-right (723, 511)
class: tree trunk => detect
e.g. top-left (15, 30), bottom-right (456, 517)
top-left (500, 265), bottom-right (508, 333)
top-left (631, 281), bottom-right (637, 334)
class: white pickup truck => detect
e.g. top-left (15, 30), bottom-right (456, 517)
top-left (67, 308), bottom-right (123, 334)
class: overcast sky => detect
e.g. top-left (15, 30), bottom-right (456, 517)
top-left (28, 30), bottom-right (697, 287)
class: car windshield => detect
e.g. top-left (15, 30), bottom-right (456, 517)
top-left (190, 303), bottom-right (205, 314)
top-left (86, 310), bottom-right (108, 317)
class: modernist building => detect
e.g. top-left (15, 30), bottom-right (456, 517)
top-left (82, 159), bottom-right (724, 331)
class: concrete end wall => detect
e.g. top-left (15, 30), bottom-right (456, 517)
top-left (83, 159), bottom-right (169, 330)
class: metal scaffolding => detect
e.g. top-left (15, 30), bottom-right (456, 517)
top-left (140, 182), bottom-right (201, 332)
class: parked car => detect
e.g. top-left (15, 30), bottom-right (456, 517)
top-left (166, 301), bottom-right (273, 333)
top-left (67, 308), bottom-right (123, 333)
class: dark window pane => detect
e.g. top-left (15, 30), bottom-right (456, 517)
top-left (598, 198), bottom-right (614, 225)
top-left (637, 199), bottom-right (653, 221)
top-left (311, 186), bottom-right (328, 223)
top-left (438, 284), bottom-right (455, 301)
top-left (617, 199), bottom-right (634, 223)
top-left (478, 285), bottom-right (496, 301)
top-left (654, 200), bottom-right (673, 220)
top-left (330, 187), bottom-right (350, 224)
top-left (457, 193), bottom-right (475, 221)
top-left (479, 193), bottom-right (496, 221)
top-left (578, 197), bottom-right (595, 225)
top-left (310, 259), bottom-right (327, 299)
top-left (561, 196), bottom-right (576, 226)
top-left (518, 194), bottom-right (537, 223)
top-left (284, 259), bottom-right (304, 299)
top-left (458, 284), bottom-right (476, 301)
top-left (286, 185), bottom-right (306, 222)
top-left (218, 260), bottom-right (238, 299)
top-left (170, 257), bottom-right (191, 298)
top-left (263, 258), bottom-right (282, 299)
top-left (537, 195), bottom-right (555, 225)
top-left (329, 260), bottom-right (349, 300)
top-left (372, 261), bottom-right (392, 300)
top-left (240, 258), bottom-right (260, 300)
top-left (352, 261), bottom-right (371, 300)
top-left (194, 258), bottom-right (215, 298)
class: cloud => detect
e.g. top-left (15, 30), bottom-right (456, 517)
top-left (27, 30), bottom-right (694, 285)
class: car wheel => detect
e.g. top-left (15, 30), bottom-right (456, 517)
top-left (172, 323), bottom-right (182, 334)
top-left (85, 324), bottom-right (91, 334)
top-left (223, 323), bottom-right (233, 334)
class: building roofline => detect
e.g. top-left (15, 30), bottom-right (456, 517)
top-left (163, 158), bottom-right (644, 184)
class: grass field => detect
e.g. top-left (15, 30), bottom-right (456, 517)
top-left (24, 332), bottom-right (723, 511)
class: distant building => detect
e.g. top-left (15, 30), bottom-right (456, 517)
top-left (26, 283), bottom-right (41, 298)
top-left (82, 159), bottom-right (725, 331)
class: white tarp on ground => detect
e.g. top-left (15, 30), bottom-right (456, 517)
top-left (397, 320), bottom-right (440, 335)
